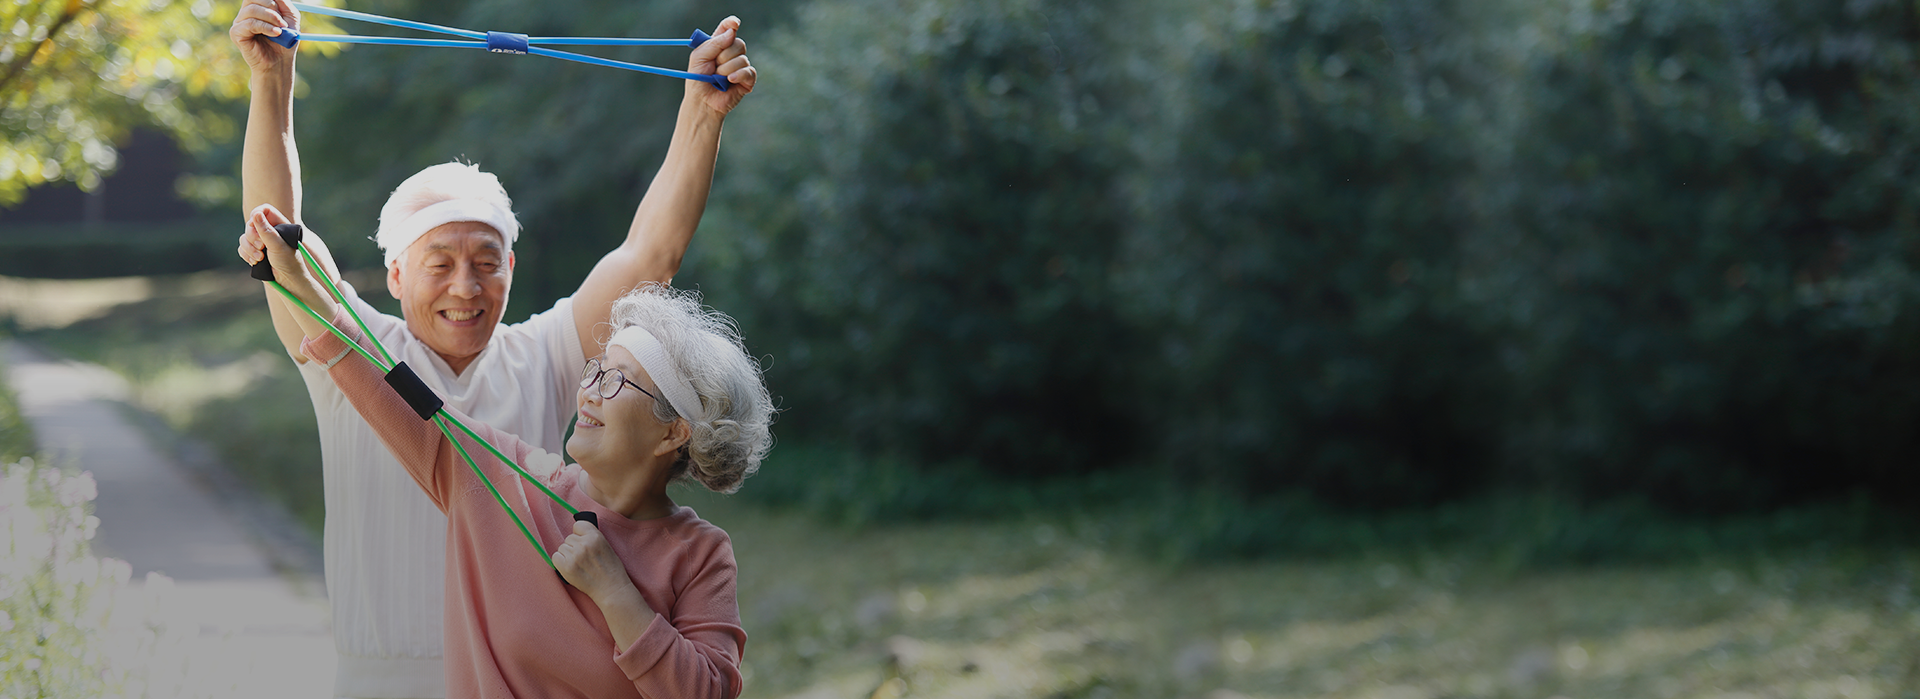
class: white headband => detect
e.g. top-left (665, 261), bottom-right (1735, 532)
top-left (608, 326), bottom-right (702, 424)
top-left (377, 199), bottom-right (520, 268)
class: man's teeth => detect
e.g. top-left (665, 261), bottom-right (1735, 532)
top-left (580, 415), bottom-right (604, 427)
top-left (443, 309), bottom-right (482, 321)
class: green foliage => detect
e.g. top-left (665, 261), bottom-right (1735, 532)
top-left (1480, 0), bottom-right (1920, 510)
top-left (0, 0), bottom-right (311, 205)
top-left (690, 0), bottom-right (1521, 498)
top-left (735, 441), bottom-right (1920, 568)
top-left (696, 0), bottom-right (1920, 511)
top-left (736, 443), bottom-right (1038, 527)
top-left (285, 0), bottom-right (1920, 517)
top-left (0, 219), bottom-right (234, 278)
top-left (292, 0), bottom-right (796, 304)
top-left (0, 458), bottom-right (128, 697)
top-left (0, 362), bottom-right (33, 462)
top-left (1113, 0), bottom-right (1512, 505)
top-left (702, 0), bottom-right (1142, 477)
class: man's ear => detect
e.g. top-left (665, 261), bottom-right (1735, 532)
top-left (507, 250), bottom-right (516, 273)
top-left (387, 262), bottom-right (404, 301)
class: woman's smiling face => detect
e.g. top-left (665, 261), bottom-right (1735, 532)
top-left (568, 346), bottom-right (675, 473)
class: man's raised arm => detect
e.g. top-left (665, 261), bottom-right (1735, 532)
top-left (232, 0), bottom-right (343, 363)
top-left (570, 16), bottom-right (757, 355)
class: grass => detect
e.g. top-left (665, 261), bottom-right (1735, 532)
top-left (8, 272), bottom-right (1920, 696)
top-left (674, 484), bottom-right (1920, 697)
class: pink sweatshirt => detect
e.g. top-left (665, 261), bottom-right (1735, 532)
top-left (301, 329), bottom-right (745, 698)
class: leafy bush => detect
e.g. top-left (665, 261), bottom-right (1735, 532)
top-left (1479, 0), bottom-right (1920, 510)
top-left (0, 366), bottom-right (137, 696)
top-left (0, 458), bottom-right (128, 697)
top-left (0, 364), bottom-right (33, 463)
top-left (1111, 0), bottom-right (1509, 505)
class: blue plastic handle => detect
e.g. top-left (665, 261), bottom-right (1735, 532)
top-left (268, 27), bottom-right (301, 49)
top-left (685, 29), bottom-right (730, 90)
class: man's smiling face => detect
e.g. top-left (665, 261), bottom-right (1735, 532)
top-left (386, 220), bottom-right (513, 374)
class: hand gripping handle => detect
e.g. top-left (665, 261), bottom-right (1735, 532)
top-left (557, 510), bottom-right (599, 583)
top-left (251, 223), bottom-right (306, 282)
top-left (687, 29), bottom-right (731, 91)
top-left (268, 27), bottom-right (301, 49)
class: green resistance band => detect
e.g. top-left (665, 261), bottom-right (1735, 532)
top-left (252, 222), bottom-right (590, 572)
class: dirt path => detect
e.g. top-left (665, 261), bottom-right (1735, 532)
top-left (2, 340), bottom-right (335, 697)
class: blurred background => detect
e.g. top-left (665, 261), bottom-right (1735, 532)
top-left (5, 0), bottom-right (1920, 695)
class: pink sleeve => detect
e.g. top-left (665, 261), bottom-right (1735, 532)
top-left (613, 541), bottom-right (747, 698)
top-left (300, 326), bottom-right (458, 511)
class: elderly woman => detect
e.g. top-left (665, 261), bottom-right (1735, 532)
top-left (250, 218), bottom-right (773, 697)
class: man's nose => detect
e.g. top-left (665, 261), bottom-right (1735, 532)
top-left (449, 264), bottom-right (483, 298)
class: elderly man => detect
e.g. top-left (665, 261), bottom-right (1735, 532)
top-left (228, 1), bottom-right (755, 695)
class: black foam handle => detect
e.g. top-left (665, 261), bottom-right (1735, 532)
top-left (250, 223), bottom-right (306, 282)
top-left (383, 361), bottom-right (445, 421)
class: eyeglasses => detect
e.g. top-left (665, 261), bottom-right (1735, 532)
top-left (579, 357), bottom-right (658, 402)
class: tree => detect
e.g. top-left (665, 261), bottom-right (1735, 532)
top-left (694, 0), bottom-right (1144, 477)
top-left (0, 0), bottom-right (335, 205)
top-left (1114, 0), bottom-right (1510, 506)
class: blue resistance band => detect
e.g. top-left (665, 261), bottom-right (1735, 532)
top-left (268, 2), bottom-right (730, 90)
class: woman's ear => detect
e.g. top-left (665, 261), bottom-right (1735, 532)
top-left (656, 419), bottom-right (692, 457)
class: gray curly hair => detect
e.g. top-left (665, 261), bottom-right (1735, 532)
top-left (608, 284), bottom-right (773, 494)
